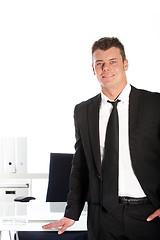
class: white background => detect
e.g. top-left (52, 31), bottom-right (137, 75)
top-left (0, 0), bottom-right (160, 173)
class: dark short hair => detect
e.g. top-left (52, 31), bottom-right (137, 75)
top-left (92, 37), bottom-right (126, 61)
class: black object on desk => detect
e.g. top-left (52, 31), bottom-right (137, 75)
top-left (14, 196), bottom-right (36, 202)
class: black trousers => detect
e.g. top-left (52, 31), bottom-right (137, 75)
top-left (98, 202), bottom-right (160, 240)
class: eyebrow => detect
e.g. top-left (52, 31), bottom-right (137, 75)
top-left (95, 58), bottom-right (117, 63)
top-left (95, 60), bottom-right (103, 63)
top-left (109, 58), bottom-right (117, 61)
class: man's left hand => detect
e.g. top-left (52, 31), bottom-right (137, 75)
top-left (147, 209), bottom-right (160, 221)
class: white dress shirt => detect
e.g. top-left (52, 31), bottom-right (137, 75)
top-left (99, 83), bottom-right (146, 197)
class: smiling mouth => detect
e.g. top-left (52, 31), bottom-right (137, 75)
top-left (102, 75), bottom-right (114, 78)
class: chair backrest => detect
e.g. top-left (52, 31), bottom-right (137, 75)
top-left (46, 153), bottom-right (73, 202)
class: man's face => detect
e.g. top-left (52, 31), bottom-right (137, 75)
top-left (92, 47), bottom-right (128, 92)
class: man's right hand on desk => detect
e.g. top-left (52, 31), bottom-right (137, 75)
top-left (42, 217), bottom-right (75, 234)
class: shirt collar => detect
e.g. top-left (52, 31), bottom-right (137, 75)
top-left (101, 83), bottom-right (131, 104)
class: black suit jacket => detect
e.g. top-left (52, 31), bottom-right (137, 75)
top-left (65, 85), bottom-right (160, 239)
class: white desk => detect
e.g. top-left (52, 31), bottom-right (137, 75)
top-left (0, 202), bottom-right (87, 240)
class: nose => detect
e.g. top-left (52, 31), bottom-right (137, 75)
top-left (102, 63), bottom-right (110, 71)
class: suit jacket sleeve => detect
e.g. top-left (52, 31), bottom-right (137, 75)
top-left (64, 105), bottom-right (89, 221)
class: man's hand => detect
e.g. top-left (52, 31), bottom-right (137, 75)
top-left (147, 208), bottom-right (160, 221)
top-left (42, 217), bottom-right (75, 234)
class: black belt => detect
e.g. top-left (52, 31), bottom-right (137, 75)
top-left (119, 197), bottom-right (150, 205)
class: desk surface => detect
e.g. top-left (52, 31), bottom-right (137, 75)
top-left (0, 173), bottom-right (48, 180)
top-left (0, 202), bottom-right (87, 232)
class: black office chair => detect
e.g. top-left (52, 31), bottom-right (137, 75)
top-left (16, 153), bottom-right (88, 240)
top-left (46, 153), bottom-right (73, 202)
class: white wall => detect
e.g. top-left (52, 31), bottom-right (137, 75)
top-left (0, 0), bottom-right (160, 173)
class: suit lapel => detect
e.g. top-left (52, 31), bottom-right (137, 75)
top-left (129, 85), bottom-right (142, 162)
top-left (88, 94), bottom-right (101, 174)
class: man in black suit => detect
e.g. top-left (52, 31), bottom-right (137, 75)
top-left (43, 37), bottom-right (160, 239)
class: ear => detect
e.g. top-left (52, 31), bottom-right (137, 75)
top-left (124, 59), bottom-right (128, 71)
top-left (92, 63), bottom-right (96, 75)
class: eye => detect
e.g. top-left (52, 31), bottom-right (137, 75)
top-left (96, 62), bottom-right (103, 66)
top-left (110, 60), bottom-right (116, 64)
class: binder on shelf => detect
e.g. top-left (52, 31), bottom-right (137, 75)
top-left (4, 137), bottom-right (16, 173)
top-left (16, 137), bottom-right (27, 173)
top-left (0, 138), bottom-right (4, 173)
top-left (0, 137), bottom-right (27, 174)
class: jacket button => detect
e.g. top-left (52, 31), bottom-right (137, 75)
top-left (96, 174), bottom-right (101, 179)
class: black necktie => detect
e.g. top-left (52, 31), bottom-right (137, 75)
top-left (102, 100), bottom-right (120, 211)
